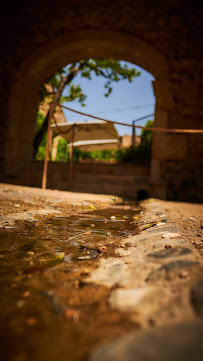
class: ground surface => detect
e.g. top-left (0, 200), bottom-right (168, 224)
top-left (0, 183), bottom-right (202, 361)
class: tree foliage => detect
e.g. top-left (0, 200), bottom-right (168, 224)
top-left (41, 59), bottom-right (141, 104)
top-left (34, 59), bottom-right (141, 157)
top-left (140, 120), bottom-right (154, 145)
top-left (55, 138), bottom-right (69, 162)
top-left (116, 120), bottom-right (154, 162)
top-left (35, 111), bottom-right (48, 161)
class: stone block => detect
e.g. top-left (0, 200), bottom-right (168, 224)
top-left (146, 260), bottom-right (199, 282)
top-left (150, 159), bottom-right (161, 183)
top-left (109, 287), bottom-right (152, 312)
top-left (89, 322), bottom-right (203, 361)
top-left (191, 279), bottom-right (203, 316)
top-left (152, 134), bottom-right (187, 160)
top-left (146, 247), bottom-right (191, 259)
top-left (154, 110), bottom-right (168, 128)
top-left (149, 183), bottom-right (167, 200)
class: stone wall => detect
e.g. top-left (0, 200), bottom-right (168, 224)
top-left (1, 161), bottom-right (153, 199)
top-left (0, 1), bottom-right (202, 201)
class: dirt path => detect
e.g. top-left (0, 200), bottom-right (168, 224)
top-left (154, 199), bottom-right (203, 256)
top-left (0, 183), bottom-right (202, 361)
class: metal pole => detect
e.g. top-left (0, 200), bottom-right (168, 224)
top-left (42, 103), bottom-right (53, 189)
top-left (131, 114), bottom-right (154, 147)
top-left (132, 120), bottom-right (136, 147)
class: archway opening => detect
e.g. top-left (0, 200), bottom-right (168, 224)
top-left (33, 57), bottom-right (155, 195)
top-left (4, 30), bottom-right (169, 198)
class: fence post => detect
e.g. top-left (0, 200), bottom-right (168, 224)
top-left (42, 103), bottom-right (54, 189)
top-left (69, 124), bottom-right (77, 190)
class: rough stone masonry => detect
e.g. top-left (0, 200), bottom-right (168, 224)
top-left (0, 1), bottom-right (202, 201)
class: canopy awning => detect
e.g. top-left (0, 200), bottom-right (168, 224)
top-left (51, 119), bottom-right (119, 145)
top-left (70, 139), bottom-right (119, 151)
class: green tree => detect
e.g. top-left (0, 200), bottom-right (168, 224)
top-left (115, 120), bottom-right (154, 163)
top-left (140, 120), bottom-right (154, 145)
top-left (55, 138), bottom-right (69, 162)
top-left (35, 111), bottom-right (48, 161)
top-left (34, 59), bottom-right (141, 158)
top-left (137, 119), bottom-right (154, 158)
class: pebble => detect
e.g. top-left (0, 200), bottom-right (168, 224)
top-left (4, 226), bottom-right (17, 230)
top-left (125, 260), bottom-right (132, 264)
top-left (192, 240), bottom-right (203, 247)
top-left (87, 258), bottom-right (126, 287)
top-left (161, 232), bottom-right (181, 239)
top-left (192, 229), bottom-right (201, 236)
top-left (179, 270), bottom-right (189, 279)
top-left (98, 246), bottom-right (107, 253)
top-left (65, 308), bottom-right (80, 321)
top-left (109, 287), bottom-right (151, 311)
top-left (80, 269), bottom-right (90, 276)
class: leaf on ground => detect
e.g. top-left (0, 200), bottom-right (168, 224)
top-left (140, 222), bottom-right (158, 231)
top-left (115, 215), bottom-right (127, 220)
top-left (47, 252), bottom-right (65, 266)
top-left (89, 204), bottom-right (97, 211)
top-left (115, 215), bottom-right (123, 219)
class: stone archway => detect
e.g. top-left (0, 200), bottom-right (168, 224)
top-left (4, 30), bottom-right (168, 181)
top-left (0, 1), bottom-right (202, 201)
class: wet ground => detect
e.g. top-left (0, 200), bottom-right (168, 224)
top-left (0, 202), bottom-right (141, 361)
top-left (0, 183), bottom-right (202, 361)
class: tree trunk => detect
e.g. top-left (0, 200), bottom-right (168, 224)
top-left (33, 64), bottom-right (79, 158)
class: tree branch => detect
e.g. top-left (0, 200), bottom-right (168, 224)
top-left (81, 61), bottom-right (114, 80)
top-left (33, 64), bottom-right (80, 157)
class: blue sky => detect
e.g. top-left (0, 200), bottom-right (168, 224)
top-left (62, 61), bottom-right (155, 136)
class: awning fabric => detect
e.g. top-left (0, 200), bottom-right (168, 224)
top-left (70, 139), bottom-right (119, 151)
top-left (51, 120), bottom-right (119, 144)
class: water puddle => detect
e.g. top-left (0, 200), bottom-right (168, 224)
top-left (0, 205), bottom-right (140, 361)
